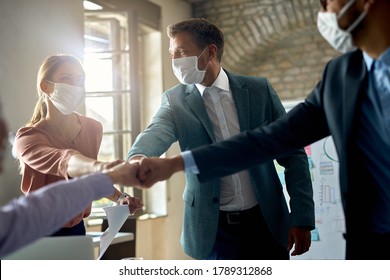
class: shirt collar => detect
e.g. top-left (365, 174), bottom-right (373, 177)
top-left (378, 47), bottom-right (390, 68)
top-left (363, 47), bottom-right (390, 71)
top-left (196, 67), bottom-right (229, 96)
top-left (363, 51), bottom-right (375, 71)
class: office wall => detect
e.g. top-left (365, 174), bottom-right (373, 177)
top-left (190, 1), bottom-right (340, 100)
top-left (0, 0), bottom-right (84, 205)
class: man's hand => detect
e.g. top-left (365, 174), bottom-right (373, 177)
top-left (99, 159), bottom-right (125, 170)
top-left (137, 155), bottom-right (185, 188)
top-left (104, 161), bottom-right (142, 187)
top-left (128, 155), bottom-right (145, 164)
top-left (287, 227), bottom-right (312, 256)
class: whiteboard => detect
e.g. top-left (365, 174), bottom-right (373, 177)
top-left (279, 100), bottom-right (345, 259)
top-left (276, 137), bottom-right (346, 259)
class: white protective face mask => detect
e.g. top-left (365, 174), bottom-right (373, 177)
top-left (317, 0), bottom-right (367, 53)
top-left (172, 48), bottom-right (209, 85)
top-left (47, 82), bottom-right (86, 115)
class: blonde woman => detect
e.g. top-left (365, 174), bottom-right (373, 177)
top-left (14, 54), bottom-right (142, 236)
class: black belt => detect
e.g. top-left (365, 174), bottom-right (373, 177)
top-left (219, 205), bottom-right (260, 225)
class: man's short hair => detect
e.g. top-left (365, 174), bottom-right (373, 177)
top-left (167, 18), bottom-right (224, 62)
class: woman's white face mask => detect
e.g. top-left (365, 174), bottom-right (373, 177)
top-left (317, 0), bottom-right (367, 53)
top-left (172, 47), bottom-right (209, 85)
top-left (45, 82), bottom-right (86, 115)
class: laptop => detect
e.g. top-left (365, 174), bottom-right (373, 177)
top-left (3, 236), bottom-right (95, 260)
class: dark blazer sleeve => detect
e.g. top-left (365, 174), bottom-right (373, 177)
top-left (192, 84), bottom-right (330, 183)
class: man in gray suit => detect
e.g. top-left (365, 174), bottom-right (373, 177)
top-left (128, 18), bottom-right (314, 260)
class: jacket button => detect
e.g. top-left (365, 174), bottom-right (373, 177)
top-left (212, 197), bottom-right (219, 203)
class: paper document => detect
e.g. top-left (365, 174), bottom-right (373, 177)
top-left (97, 205), bottom-right (130, 259)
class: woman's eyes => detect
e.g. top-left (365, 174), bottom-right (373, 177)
top-left (59, 76), bottom-right (72, 82)
top-left (58, 76), bottom-right (84, 86)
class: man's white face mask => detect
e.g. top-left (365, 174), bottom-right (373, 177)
top-left (172, 47), bottom-right (209, 85)
top-left (46, 82), bottom-right (86, 115)
top-left (317, 0), bottom-right (367, 53)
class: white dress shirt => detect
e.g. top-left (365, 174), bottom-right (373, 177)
top-left (194, 68), bottom-right (258, 211)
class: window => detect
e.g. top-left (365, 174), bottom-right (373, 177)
top-left (83, 0), bottom-right (166, 217)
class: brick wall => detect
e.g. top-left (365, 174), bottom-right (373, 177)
top-left (190, 0), bottom-right (341, 100)
top-left (243, 28), bottom-right (340, 99)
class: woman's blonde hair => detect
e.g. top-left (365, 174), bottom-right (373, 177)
top-left (27, 54), bottom-right (84, 127)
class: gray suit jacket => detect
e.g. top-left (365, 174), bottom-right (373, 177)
top-left (128, 71), bottom-right (314, 259)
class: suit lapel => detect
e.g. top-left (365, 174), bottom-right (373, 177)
top-left (185, 87), bottom-right (216, 142)
top-left (227, 72), bottom-right (251, 132)
top-left (184, 72), bottom-right (252, 141)
top-left (343, 51), bottom-right (367, 141)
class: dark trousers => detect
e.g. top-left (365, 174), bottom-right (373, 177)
top-left (206, 205), bottom-right (289, 260)
top-left (346, 232), bottom-right (390, 260)
top-left (51, 220), bottom-right (86, 236)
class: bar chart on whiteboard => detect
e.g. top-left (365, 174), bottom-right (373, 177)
top-left (275, 136), bottom-right (346, 259)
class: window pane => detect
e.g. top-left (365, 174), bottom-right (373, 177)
top-left (84, 54), bottom-right (113, 92)
top-left (85, 13), bottom-right (129, 50)
top-left (84, 52), bottom-right (130, 92)
top-left (95, 133), bottom-right (132, 162)
top-left (85, 96), bottom-right (114, 130)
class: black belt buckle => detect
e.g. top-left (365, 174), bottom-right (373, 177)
top-left (226, 212), bottom-right (240, 224)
